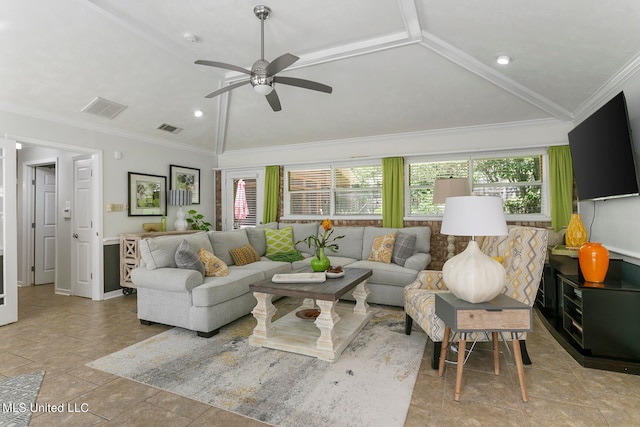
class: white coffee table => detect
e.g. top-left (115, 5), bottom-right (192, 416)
top-left (248, 268), bottom-right (373, 362)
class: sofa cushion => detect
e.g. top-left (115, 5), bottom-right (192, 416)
top-left (174, 239), bottom-right (205, 276)
top-left (242, 259), bottom-right (292, 278)
top-left (329, 226), bottom-right (364, 259)
top-left (246, 222), bottom-right (277, 256)
top-left (198, 248), bottom-right (229, 277)
top-left (368, 232), bottom-right (397, 263)
top-left (140, 232), bottom-right (212, 270)
top-left (191, 268), bottom-right (265, 307)
top-left (362, 226), bottom-right (430, 259)
top-left (281, 222), bottom-right (320, 255)
top-left (392, 232), bottom-right (417, 266)
top-left (229, 244), bottom-right (260, 266)
top-left (265, 227), bottom-right (295, 256)
top-left (209, 229), bottom-right (250, 265)
top-left (347, 260), bottom-right (419, 287)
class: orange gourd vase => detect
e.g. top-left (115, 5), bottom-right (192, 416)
top-left (578, 242), bottom-right (609, 283)
top-left (566, 213), bottom-right (588, 248)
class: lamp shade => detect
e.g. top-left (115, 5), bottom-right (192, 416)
top-left (441, 196), bottom-right (508, 237)
top-left (168, 189), bottom-right (192, 207)
top-left (433, 178), bottom-right (470, 204)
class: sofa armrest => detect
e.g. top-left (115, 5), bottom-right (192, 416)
top-left (131, 267), bottom-right (204, 293)
top-left (404, 252), bottom-right (431, 271)
top-left (404, 270), bottom-right (448, 293)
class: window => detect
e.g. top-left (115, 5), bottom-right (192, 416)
top-left (286, 163), bottom-right (382, 217)
top-left (407, 153), bottom-right (546, 217)
top-left (408, 160), bottom-right (469, 215)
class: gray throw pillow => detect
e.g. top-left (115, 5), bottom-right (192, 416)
top-left (392, 232), bottom-right (417, 267)
top-left (175, 239), bottom-right (205, 276)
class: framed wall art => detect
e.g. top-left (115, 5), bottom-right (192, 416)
top-left (170, 165), bottom-right (200, 204)
top-left (128, 172), bottom-right (167, 216)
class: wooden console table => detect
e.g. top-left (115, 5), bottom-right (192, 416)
top-left (435, 293), bottom-right (532, 402)
top-left (119, 230), bottom-right (199, 294)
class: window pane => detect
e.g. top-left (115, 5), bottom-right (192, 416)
top-left (408, 160), bottom-right (468, 215)
top-left (290, 192), bottom-right (331, 215)
top-left (288, 169), bottom-right (330, 191)
top-left (334, 166), bottom-right (382, 189)
top-left (472, 156), bottom-right (541, 184)
top-left (409, 161), bottom-right (468, 186)
top-left (472, 156), bottom-right (543, 214)
top-left (335, 190), bottom-right (382, 215)
top-left (473, 185), bottom-right (542, 214)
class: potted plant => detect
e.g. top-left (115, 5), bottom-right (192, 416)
top-left (186, 209), bottom-right (212, 231)
top-left (297, 218), bottom-right (344, 272)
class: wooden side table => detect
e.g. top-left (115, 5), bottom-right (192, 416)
top-left (435, 293), bottom-right (532, 402)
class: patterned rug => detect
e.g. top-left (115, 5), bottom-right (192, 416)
top-left (0, 371), bottom-right (45, 427)
top-left (88, 301), bottom-right (426, 427)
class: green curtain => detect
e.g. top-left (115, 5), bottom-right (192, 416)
top-left (263, 165), bottom-right (280, 224)
top-left (548, 146), bottom-right (573, 231)
top-left (382, 157), bottom-right (404, 228)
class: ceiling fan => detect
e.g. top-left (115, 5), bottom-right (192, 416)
top-left (195, 5), bottom-right (332, 112)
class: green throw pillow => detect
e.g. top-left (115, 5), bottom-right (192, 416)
top-left (265, 227), bottom-right (295, 257)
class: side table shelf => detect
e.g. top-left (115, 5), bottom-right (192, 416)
top-left (119, 230), bottom-right (200, 295)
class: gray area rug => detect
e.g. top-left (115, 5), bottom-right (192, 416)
top-left (0, 371), bottom-right (45, 427)
top-left (88, 302), bottom-right (426, 427)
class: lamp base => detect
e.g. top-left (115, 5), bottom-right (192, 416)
top-left (174, 206), bottom-right (187, 231)
top-left (442, 240), bottom-right (506, 303)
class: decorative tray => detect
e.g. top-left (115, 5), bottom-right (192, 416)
top-left (295, 309), bottom-right (320, 321)
top-left (271, 273), bottom-right (327, 283)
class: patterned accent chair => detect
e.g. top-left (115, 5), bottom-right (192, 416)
top-left (404, 225), bottom-right (548, 369)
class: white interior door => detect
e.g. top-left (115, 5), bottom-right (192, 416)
top-left (0, 138), bottom-right (17, 326)
top-left (72, 157), bottom-right (93, 298)
top-left (34, 166), bottom-right (56, 285)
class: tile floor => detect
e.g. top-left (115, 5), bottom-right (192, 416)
top-left (1, 284), bottom-right (640, 426)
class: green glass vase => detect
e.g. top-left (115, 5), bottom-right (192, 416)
top-left (311, 247), bottom-right (331, 272)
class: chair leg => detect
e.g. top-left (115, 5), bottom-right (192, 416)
top-left (520, 340), bottom-right (532, 365)
top-left (405, 313), bottom-right (413, 335)
top-left (431, 340), bottom-right (442, 369)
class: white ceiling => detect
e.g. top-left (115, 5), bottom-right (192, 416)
top-left (2, 0), bottom-right (640, 154)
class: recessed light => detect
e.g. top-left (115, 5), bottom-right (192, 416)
top-left (496, 55), bottom-right (512, 65)
top-left (194, 110), bottom-right (204, 118)
top-left (183, 32), bottom-right (199, 43)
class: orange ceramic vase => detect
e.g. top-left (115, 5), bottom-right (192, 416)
top-left (578, 242), bottom-right (609, 283)
top-left (566, 213), bottom-right (588, 248)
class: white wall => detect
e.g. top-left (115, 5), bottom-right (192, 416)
top-left (577, 72), bottom-right (640, 264)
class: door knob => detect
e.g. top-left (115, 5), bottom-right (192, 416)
top-left (73, 233), bottom-right (78, 239)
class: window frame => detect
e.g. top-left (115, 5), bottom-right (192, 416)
top-left (404, 149), bottom-right (550, 221)
top-left (283, 160), bottom-right (383, 221)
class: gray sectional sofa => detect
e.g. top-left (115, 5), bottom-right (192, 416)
top-left (131, 223), bottom-right (431, 337)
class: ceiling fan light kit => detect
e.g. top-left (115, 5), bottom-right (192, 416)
top-left (195, 4), bottom-right (332, 111)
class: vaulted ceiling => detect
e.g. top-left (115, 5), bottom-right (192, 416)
top-left (2, 0), bottom-right (640, 154)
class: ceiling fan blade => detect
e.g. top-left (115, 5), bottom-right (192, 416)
top-left (204, 80), bottom-right (251, 98)
top-left (265, 53), bottom-right (299, 76)
top-left (265, 89), bottom-right (282, 112)
top-left (195, 60), bottom-right (252, 76)
top-left (273, 76), bottom-right (333, 94)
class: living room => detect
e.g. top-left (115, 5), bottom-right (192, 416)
top-left (2, 1), bottom-right (640, 425)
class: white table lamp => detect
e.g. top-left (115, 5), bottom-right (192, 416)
top-left (168, 189), bottom-right (192, 231)
top-left (440, 195), bottom-right (508, 303)
top-left (433, 178), bottom-right (471, 259)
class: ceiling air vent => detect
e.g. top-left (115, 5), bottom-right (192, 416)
top-left (157, 123), bottom-right (183, 134)
top-left (81, 97), bottom-right (127, 119)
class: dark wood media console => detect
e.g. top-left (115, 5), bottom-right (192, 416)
top-left (537, 252), bottom-right (640, 374)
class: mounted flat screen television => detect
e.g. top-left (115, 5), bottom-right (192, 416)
top-left (568, 91), bottom-right (639, 200)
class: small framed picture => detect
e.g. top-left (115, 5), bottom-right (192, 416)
top-left (170, 165), bottom-right (200, 204)
top-left (128, 172), bottom-right (167, 216)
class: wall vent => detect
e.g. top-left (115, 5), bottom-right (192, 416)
top-left (81, 97), bottom-right (127, 119)
top-left (157, 123), bottom-right (183, 134)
